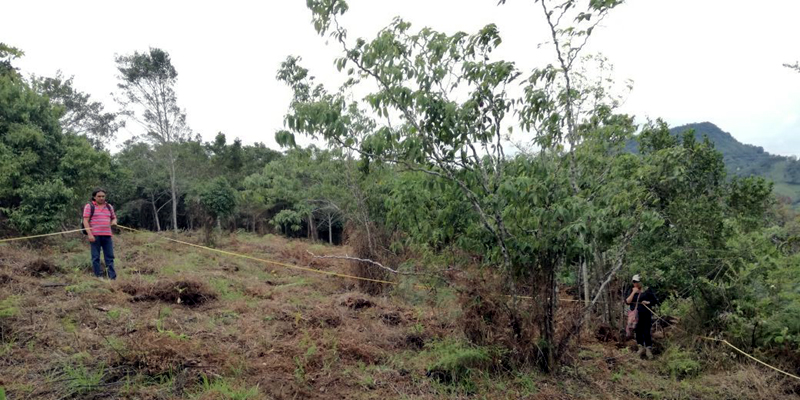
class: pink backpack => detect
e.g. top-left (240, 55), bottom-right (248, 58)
top-left (626, 300), bottom-right (638, 338)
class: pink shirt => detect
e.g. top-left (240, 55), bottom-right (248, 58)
top-left (83, 201), bottom-right (116, 236)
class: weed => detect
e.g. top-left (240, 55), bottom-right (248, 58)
top-left (193, 375), bottom-right (259, 400)
top-left (61, 316), bottom-right (77, 333)
top-left (60, 253), bottom-right (92, 273)
top-left (293, 330), bottom-right (318, 384)
top-left (660, 345), bottom-right (701, 380)
top-left (0, 340), bottom-right (14, 356)
top-left (62, 361), bottom-right (105, 396)
top-left (513, 372), bottom-right (538, 396)
top-left (0, 296), bottom-right (20, 319)
top-left (422, 340), bottom-right (497, 385)
top-left (210, 278), bottom-right (245, 301)
top-left (66, 280), bottom-right (109, 294)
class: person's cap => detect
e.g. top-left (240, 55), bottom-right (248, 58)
top-left (632, 274), bottom-right (641, 282)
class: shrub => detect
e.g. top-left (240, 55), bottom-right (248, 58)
top-left (659, 345), bottom-right (701, 380)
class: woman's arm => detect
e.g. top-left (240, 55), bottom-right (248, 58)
top-left (626, 288), bottom-right (639, 304)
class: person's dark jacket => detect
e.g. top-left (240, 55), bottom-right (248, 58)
top-left (626, 288), bottom-right (659, 318)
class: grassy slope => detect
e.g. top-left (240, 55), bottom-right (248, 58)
top-left (1, 231), bottom-right (797, 399)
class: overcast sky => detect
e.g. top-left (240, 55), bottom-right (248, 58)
top-left (3, 0), bottom-right (799, 156)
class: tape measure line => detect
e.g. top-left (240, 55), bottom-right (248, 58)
top-left (3, 226), bottom-right (798, 381)
top-left (0, 228), bottom-right (85, 243)
top-left (116, 225), bottom-right (399, 286)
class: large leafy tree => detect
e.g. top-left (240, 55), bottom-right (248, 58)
top-left (115, 48), bottom-right (190, 232)
top-left (244, 146), bottom-right (351, 242)
top-left (30, 71), bottom-right (123, 148)
top-left (0, 45), bottom-right (111, 234)
top-left (276, 0), bottom-right (642, 369)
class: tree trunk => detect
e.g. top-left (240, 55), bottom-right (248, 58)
top-left (168, 147), bottom-right (179, 233)
top-left (328, 214), bottom-right (333, 245)
top-left (151, 195), bottom-right (161, 232)
top-left (581, 257), bottom-right (590, 307)
top-left (541, 264), bottom-right (558, 372)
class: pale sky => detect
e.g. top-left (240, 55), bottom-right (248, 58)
top-left (3, 0), bottom-right (799, 156)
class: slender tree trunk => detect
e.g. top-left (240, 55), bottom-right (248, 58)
top-left (168, 147), bottom-right (179, 233)
top-left (581, 257), bottom-right (590, 307)
top-left (328, 214), bottom-right (333, 245)
top-left (151, 195), bottom-right (161, 232)
top-left (542, 263), bottom-right (558, 372)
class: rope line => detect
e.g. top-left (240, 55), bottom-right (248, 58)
top-left (640, 303), bottom-right (800, 382)
top-left (3, 226), bottom-right (798, 381)
top-left (0, 228), bottom-right (85, 243)
top-left (116, 225), bottom-right (399, 286)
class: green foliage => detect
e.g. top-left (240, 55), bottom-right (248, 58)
top-left (659, 346), bottom-right (701, 380)
top-left (422, 340), bottom-right (498, 384)
top-left (30, 71), bottom-right (123, 147)
top-left (0, 64), bottom-right (110, 234)
top-left (271, 209), bottom-right (302, 234)
top-left (194, 376), bottom-right (259, 400)
top-left (62, 360), bottom-right (106, 395)
top-left (198, 177), bottom-right (237, 220)
top-left (629, 122), bottom-right (800, 207)
top-left (0, 296), bottom-right (20, 319)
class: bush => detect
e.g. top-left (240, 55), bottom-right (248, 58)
top-left (423, 340), bottom-right (500, 385)
top-left (659, 345), bottom-right (701, 380)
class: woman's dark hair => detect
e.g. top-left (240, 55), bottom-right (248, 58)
top-left (91, 189), bottom-right (107, 201)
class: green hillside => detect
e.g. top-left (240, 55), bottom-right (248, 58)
top-left (629, 122), bottom-right (800, 207)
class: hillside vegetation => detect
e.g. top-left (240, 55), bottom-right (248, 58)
top-left (628, 122), bottom-right (800, 206)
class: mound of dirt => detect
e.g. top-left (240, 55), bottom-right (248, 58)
top-left (122, 279), bottom-right (216, 306)
top-left (341, 296), bottom-right (374, 310)
top-left (113, 332), bottom-right (219, 381)
top-left (22, 259), bottom-right (59, 277)
top-left (380, 311), bottom-right (402, 325)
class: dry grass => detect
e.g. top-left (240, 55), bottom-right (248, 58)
top-left (0, 231), bottom-right (795, 399)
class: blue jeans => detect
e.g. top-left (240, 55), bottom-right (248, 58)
top-left (90, 236), bottom-right (116, 279)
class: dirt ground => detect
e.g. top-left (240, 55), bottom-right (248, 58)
top-left (1, 231), bottom-right (797, 399)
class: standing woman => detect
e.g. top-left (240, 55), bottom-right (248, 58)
top-left (626, 274), bottom-right (658, 359)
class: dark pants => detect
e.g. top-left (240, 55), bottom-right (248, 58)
top-left (91, 236), bottom-right (116, 279)
top-left (635, 312), bottom-right (653, 347)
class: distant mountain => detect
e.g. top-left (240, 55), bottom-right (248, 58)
top-left (629, 122), bottom-right (800, 207)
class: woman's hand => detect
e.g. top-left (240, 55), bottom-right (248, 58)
top-left (641, 300), bottom-right (650, 305)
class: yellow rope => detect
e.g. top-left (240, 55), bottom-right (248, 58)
top-left (116, 225), bottom-right (399, 286)
top-left (640, 303), bottom-right (800, 382)
top-left (0, 228), bottom-right (85, 243)
top-left (3, 226), bottom-right (799, 381)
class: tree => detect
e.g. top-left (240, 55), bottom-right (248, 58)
top-left (0, 43), bottom-right (24, 77)
top-left (30, 71), bottom-right (123, 148)
top-left (244, 146), bottom-right (351, 240)
top-left (113, 141), bottom-right (171, 231)
top-left (278, 0), bottom-right (635, 370)
top-left (115, 48), bottom-right (190, 232)
top-left (0, 47), bottom-right (111, 234)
